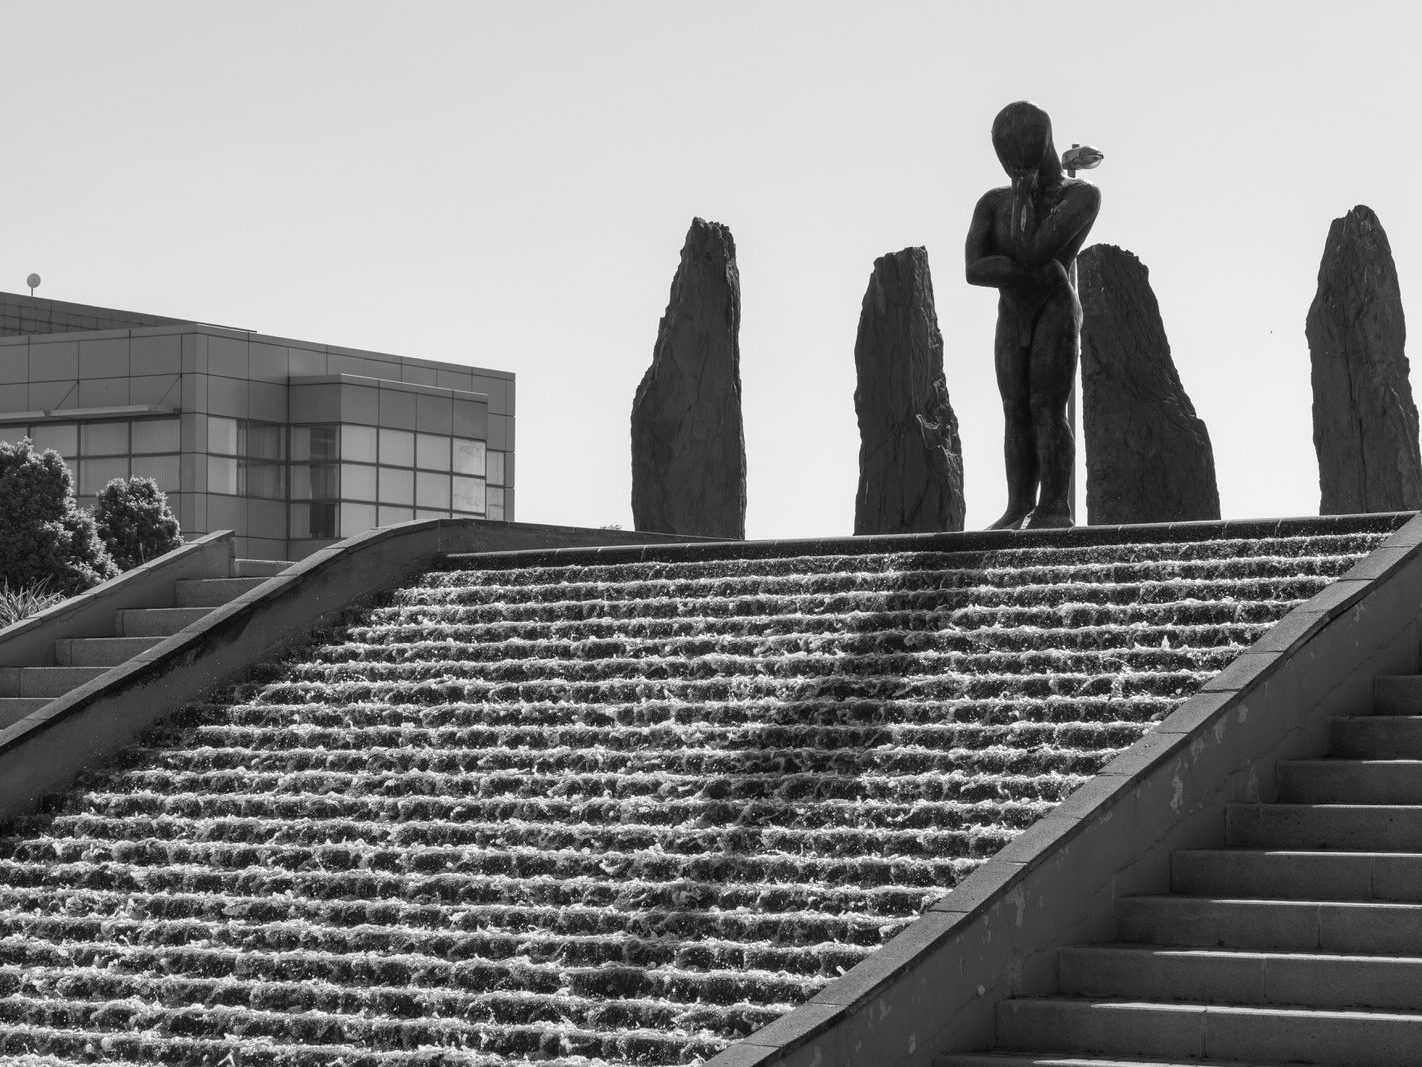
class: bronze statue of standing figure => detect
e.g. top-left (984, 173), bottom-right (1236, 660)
top-left (966, 101), bottom-right (1101, 529)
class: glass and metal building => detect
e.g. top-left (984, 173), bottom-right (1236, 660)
top-left (0, 292), bottom-right (514, 559)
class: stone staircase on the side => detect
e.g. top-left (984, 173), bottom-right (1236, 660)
top-left (942, 671), bottom-right (1422, 1067)
top-left (0, 558), bottom-right (292, 729)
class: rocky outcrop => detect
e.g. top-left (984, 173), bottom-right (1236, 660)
top-left (1078, 244), bottom-right (1220, 525)
top-left (853, 247), bottom-right (965, 534)
top-left (631, 218), bottom-right (746, 538)
top-left (1307, 205), bottom-right (1420, 515)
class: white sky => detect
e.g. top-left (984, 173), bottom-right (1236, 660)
top-left (3, 1), bottom-right (1419, 536)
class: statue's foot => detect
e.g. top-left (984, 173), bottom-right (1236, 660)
top-left (986, 508), bottom-right (1031, 531)
top-left (1023, 508), bottom-right (1074, 530)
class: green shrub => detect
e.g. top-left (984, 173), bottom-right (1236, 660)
top-left (0, 438), bottom-right (117, 595)
top-left (94, 476), bottom-right (183, 571)
top-left (0, 579), bottom-right (65, 629)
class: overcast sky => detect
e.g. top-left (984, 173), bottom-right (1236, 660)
top-left (3, 1), bottom-right (1418, 536)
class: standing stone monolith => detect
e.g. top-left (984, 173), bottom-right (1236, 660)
top-left (1307, 205), bottom-right (1420, 515)
top-left (853, 247), bottom-right (965, 534)
top-left (631, 218), bottom-right (747, 538)
top-left (1077, 244), bottom-right (1221, 524)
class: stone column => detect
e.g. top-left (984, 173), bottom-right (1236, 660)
top-left (853, 247), bottom-right (965, 534)
top-left (631, 218), bottom-right (747, 538)
top-left (1307, 205), bottom-right (1420, 515)
top-left (1077, 244), bottom-right (1220, 524)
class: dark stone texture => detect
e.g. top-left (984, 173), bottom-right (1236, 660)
top-left (1077, 244), bottom-right (1221, 525)
top-left (1307, 205), bottom-right (1421, 515)
top-left (853, 247), bottom-right (965, 535)
top-left (631, 218), bottom-right (747, 538)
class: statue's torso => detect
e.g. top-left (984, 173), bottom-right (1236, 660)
top-left (985, 181), bottom-right (1088, 344)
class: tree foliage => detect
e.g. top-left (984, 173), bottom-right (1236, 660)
top-left (94, 476), bottom-right (183, 571)
top-left (0, 439), bottom-right (117, 595)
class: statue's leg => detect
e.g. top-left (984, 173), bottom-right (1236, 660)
top-left (1023, 295), bottom-right (1079, 530)
top-left (988, 312), bottom-right (1036, 530)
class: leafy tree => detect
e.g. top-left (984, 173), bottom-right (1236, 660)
top-left (94, 476), bottom-right (183, 571)
top-left (0, 439), bottom-right (117, 594)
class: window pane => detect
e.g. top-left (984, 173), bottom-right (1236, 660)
top-left (339, 502), bottom-right (377, 536)
top-left (416, 433), bottom-right (450, 471)
top-left (487, 503), bottom-right (505, 521)
top-left (378, 466), bottom-right (413, 505)
top-left (342, 425), bottom-right (377, 463)
top-left (81, 456), bottom-right (130, 495)
top-left (83, 421), bottom-right (129, 456)
top-left (306, 501), bottom-right (337, 539)
top-left (341, 463), bottom-right (377, 501)
top-left (378, 505), bottom-right (414, 527)
top-left (379, 428), bottom-right (414, 467)
top-left (209, 416), bottom-right (238, 456)
top-left (416, 471), bottom-right (450, 509)
top-left (241, 461), bottom-right (286, 499)
top-left (453, 476), bottom-right (485, 514)
top-left (486, 451), bottom-right (505, 486)
top-left (453, 438), bottom-right (485, 476)
top-left (290, 462), bottom-right (338, 501)
top-left (289, 502), bottom-right (310, 540)
top-left (488, 486), bottom-right (506, 510)
top-left (132, 418), bottom-right (180, 454)
top-left (131, 455), bottom-right (180, 493)
top-left (30, 423), bottom-right (77, 457)
top-left (242, 421), bottom-right (285, 461)
top-left (415, 508), bottom-right (449, 521)
top-left (207, 456), bottom-right (238, 495)
top-left (291, 425), bottom-right (339, 462)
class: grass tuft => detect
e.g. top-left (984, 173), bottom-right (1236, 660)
top-left (0, 580), bottom-right (65, 629)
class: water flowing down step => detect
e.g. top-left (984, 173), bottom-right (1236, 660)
top-left (0, 520), bottom-right (1401, 1066)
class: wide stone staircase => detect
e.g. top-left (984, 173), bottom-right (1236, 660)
top-left (0, 521), bottom-right (1400, 1066)
top-left (0, 558), bottom-right (291, 729)
top-left (943, 672), bottom-right (1422, 1066)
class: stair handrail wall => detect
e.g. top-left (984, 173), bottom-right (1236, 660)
top-left (710, 512), bottom-right (1422, 1067)
top-left (0, 530), bottom-right (235, 669)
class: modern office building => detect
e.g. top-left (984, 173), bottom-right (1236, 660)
top-left (0, 292), bottom-right (514, 560)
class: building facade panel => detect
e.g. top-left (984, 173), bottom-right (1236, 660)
top-left (0, 293), bottom-right (515, 560)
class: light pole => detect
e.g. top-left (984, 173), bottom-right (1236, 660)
top-left (1061, 143), bottom-right (1102, 523)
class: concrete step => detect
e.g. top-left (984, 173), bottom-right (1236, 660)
top-left (1227, 802), bottom-right (1422, 851)
top-left (1375, 675), bottom-right (1422, 716)
top-left (230, 558), bottom-right (293, 578)
top-left (937, 1055), bottom-right (1322, 1067)
top-left (1059, 943), bottom-right (1422, 1010)
top-left (0, 667), bottom-right (110, 698)
top-left (994, 998), bottom-right (1422, 1066)
top-left (1117, 895), bottom-right (1422, 954)
top-left (1330, 716), bottom-right (1422, 759)
top-left (0, 697), bottom-right (51, 728)
top-left (1173, 849), bottom-right (1422, 902)
top-left (114, 606), bottom-right (213, 637)
top-left (1278, 759), bottom-right (1422, 804)
top-left (174, 577), bottom-right (268, 608)
top-left (938, 1055), bottom-right (1320, 1067)
top-left (53, 636), bottom-right (166, 667)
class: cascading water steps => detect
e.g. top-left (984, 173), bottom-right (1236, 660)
top-left (0, 522), bottom-right (1401, 1066)
top-left (940, 669), bottom-right (1422, 1067)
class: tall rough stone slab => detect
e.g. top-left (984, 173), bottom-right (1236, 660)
top-left (1078, 244), bottom-right (1220, 524)
top-left (631, 218), bottom-right (746, 538)
top-left (853, 247), bottom-right (965, 534)
top-left (1308, 205), bottom-right (1420, 514)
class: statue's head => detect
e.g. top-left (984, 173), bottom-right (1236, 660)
top-left (992, 101), bottom-right (1056, 182)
